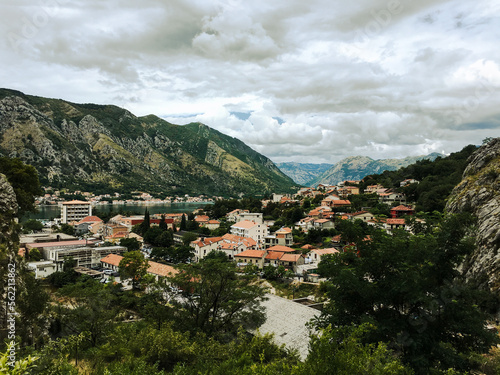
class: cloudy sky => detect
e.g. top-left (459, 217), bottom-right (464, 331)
top-left (1, 0), bottom-right (499, 164)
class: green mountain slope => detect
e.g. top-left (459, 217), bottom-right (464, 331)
top-left (0, 88), bottom-right (296, 196)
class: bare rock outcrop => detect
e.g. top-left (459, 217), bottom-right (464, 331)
top-left (446, 138), bottom-right (500, 291)
top-left (0, 173), bottom-right (18, 245)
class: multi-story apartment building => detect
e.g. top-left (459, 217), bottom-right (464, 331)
top-left (230, 220), bottom-right (268, 247)
top-left (60, 200), bottom-right (92, 224)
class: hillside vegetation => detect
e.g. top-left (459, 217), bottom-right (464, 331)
top-left (360, 145), bottom-right (478, 212)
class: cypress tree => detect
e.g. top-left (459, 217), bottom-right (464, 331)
top-left (142, 208), bottom-right (151, 233)
top-left (180, 214), bottom-right (187, 231)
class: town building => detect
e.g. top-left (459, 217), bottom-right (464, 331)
top-left (60, 200), bottom-right (92, 224)
top-left (390, 205), bottom-right (415, 218)
top-left (264, 227), bottom-right (293, 248)
top-left (230, 220), bottom-right (268, 247)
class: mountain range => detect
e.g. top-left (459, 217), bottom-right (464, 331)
top-left (278, 154), bottom-right (443, 186)
top-left (0, 89), bottom-right (296, 196)
top-left (275, 162), bottom-right (333, 186)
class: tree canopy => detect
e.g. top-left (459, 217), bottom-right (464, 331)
top-left (119, 251), bottom-right (149, 289)
top-left (168, 257), bottom-right (267, 338)
top-left (317, 213), bottom-right (498, 374)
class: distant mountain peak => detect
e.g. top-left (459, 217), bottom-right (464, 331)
top-left (307, 154), bottom-right (443, 187)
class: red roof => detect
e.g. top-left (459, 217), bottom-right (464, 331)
top-left (78, 216), bottom-right (103, 224)
top-left (391, 205), bottom-right (414, 211)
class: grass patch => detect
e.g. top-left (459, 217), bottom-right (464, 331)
top-left (266, 279), bottom-right (319, 299)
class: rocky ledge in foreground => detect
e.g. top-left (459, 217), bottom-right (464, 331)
top-left (446, 138), bottom-right (500, 291)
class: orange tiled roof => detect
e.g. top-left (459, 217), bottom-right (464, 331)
top-left (267, 245), bottom-right (295, 253)
top-left (232, 220), bottom-right (259, 229)
top-left (301, 244), bottom-right (315, 250)
top-left (78, 215), bottom-right (103, 224)
top-left (221, 233), bottom-right (257, 248)
top-left (331, 200), bottom-right (351, 206)
top-left (276, 227), bottom-right (292, 234)
top-left (219, 243), bottom-right (238, 250)
top-left (391, 205), bottom-right (414, 211)
top-left (100, 253), bottom-right (123, 267)
top-left (387, 218), bottom-right (406, 225)
top-left (265, 252), bottom-right (283, 260)
top-left (194, 215), bottom-right (210, 222)
top-left (147, 261), bottom-right (178, 277)
top-left (193, 237), bottom-right (223, 247)
top-left (311, 248), bottom-right (339, 256)
top-left (279, 254), bottom-right (302, 262)
top-left (350, 211), bottom-right (369, 217)
top-left (234, 250), bottom-right (266, 258)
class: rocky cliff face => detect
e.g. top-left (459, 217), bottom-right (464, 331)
top-left (0, 173), bottom-right (18, 245)
top-left (0, 89), bottom-right (296, 196)
top-left (446, 138), bottom-right (500, 291)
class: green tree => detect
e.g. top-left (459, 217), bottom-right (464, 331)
top-left (28, 248), bottom-right (42, 261)
top-left (22, 219), bottom-right (44, 233)
top-left (59, 223), bottom-right (75, 236)
top-left (57, 279), bottom-right (119, 347)
top-left (168, 257), bottom-right (267, 338)
top-left (158, 215), bottom-right (167, 231)
top-left (182, 232), bottom-right (198, 246)
top-left (119, 237), bottom-right (141, 252)
top-left (297, 324), bottom-right (412, 375)
top-left (139, 208), bottom-right (151, 235)
top-left (317, 214), bottom-right (497, 374)
top-left (0, 349), bottom-right (38, 375)
top-left (180, 214), bottom-right (187, 231)
top-left (16, 270), bottom-right (50, 348)
top-left (119, 251), bottom-right (149, 289)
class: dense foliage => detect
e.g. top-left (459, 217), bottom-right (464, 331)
top-left (317, 215), bottom-right (498, 374)
top-left (360, 145), bottom-right (477, 212)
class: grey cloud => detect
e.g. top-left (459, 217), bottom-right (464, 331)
top-left (1, 0), bottom-right (499, 164)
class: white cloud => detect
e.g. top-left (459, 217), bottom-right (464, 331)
top-left (0, 0), bottom-right (499, 164)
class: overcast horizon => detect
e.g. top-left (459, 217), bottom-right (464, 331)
top-left (1, 0), bottom-right (499, 164)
